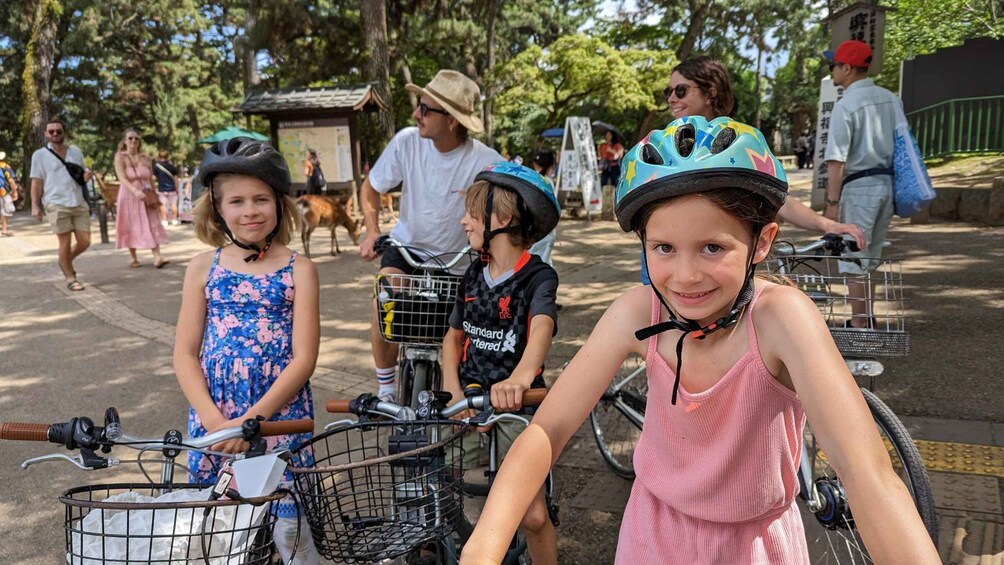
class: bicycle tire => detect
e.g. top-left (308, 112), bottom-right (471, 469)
top-left (799, 387), bottom-right (938, 561)
top-left (589, 354), bottom-right (646, 480)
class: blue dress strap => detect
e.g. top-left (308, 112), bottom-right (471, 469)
top-left (205, 248), bottom-right (223, 286)
top-left (286, 251), bottom-right (298, 269)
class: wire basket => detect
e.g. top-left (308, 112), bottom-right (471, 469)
top-left (288, 419), bottom-right (468, 563)
top-left (763, 255), bottom-right (910, 357)
top-left (61, 483), bottom-right (281, 564)
top-left (376, 273), bottom-right (461, 344)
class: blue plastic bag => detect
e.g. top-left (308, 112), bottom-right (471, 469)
top-left (892, 108), bottom-right (935, 218)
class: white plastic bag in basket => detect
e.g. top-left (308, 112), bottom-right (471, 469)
top-left (67, 487), bottom-right (266, 565)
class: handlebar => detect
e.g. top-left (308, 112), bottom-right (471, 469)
top-left (374, 235), bottom-right (472, 271)
top-left (326, 388), bottom-right (548, 420)
top-left (772, 233), bottom-right (860, 258)
top-left (1, 409), bottom-right (313, 470)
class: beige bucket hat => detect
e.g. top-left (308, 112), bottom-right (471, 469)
top-left (406, 70), bottom-right (485, 133)
top-left (0, 151), bottom-right (6, 161)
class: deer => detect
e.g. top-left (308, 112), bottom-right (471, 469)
top-left (296, 194), bottom-right (360, 258)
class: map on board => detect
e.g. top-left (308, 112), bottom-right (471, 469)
top-left (276, 117), bottom-right (354, 184)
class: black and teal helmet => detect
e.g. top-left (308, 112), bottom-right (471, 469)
top-left (614, 116), bottom-right (788, 232)
top-left (474, 162), bottom-right (561, 259)
top-left (616, 117), bottom-right (789, 405)
top-left (198, 137), bottom-right (292, 262)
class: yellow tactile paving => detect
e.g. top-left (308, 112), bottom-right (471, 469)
top-left (914, 440), bottom-right (1004, 478)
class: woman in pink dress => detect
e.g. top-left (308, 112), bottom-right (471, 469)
top-left (114, 129), bottom-right (169, 268)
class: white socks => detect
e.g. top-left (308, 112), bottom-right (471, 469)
top-left (376, 366), bottom-right (396, 398)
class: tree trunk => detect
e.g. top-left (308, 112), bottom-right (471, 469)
top-left (20, 0), bottom-right (60, 183)
top-left (483, 0), bottom-right (499, 147)
top-left (400, 61), bottom-right (417, 109)
top-left (361, 0), bottom-right (395, 142)
top-left (754, 38), bottom-right (763, 129)
top-left (242, 3), bottom-right (260, 91)
top-left (677, 0), bottom-right (712, 60)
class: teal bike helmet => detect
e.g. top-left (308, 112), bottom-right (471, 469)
top-left (615, 116), bottom-right (787, 231)
top-left (614, 117), bottom-right (789, 404)
top-left (474, 161), bottom-right (561, 261)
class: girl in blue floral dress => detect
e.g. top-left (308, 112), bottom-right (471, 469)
top-left (174, 138), bottom-right (320, 563)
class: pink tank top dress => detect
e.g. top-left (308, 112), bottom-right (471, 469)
top-left (615, 287), bottom-right (809, 564)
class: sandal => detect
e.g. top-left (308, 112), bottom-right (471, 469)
top-left (155, 259), bottom-right (170, 269)
top-left (130, 260), bottom-right (141, 268)
top-left (66, 279), bottom-right (85, 292)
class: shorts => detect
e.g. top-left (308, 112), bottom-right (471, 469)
top-left (45, 203), bottom-right (91, 234)
top-left (838, 179), bottom-right (894, 274)
top-left (158, 191), bottom-right (178, 208)
top-left (380, 245), bottom-right (421, 275)
top-left (452, 416), bottom-right (530, 471)
top-left (1, 195), bottom-right (14, 217)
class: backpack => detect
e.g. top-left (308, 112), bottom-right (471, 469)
top-left (891, 105), bottom-right (936, 218)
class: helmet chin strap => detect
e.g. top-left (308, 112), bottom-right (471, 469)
top-left (210, 184), bottom-right (283, 262)
top-left (480, 185), bottom-right (526, 264)
top-left (635, 231), bottom-right (758, 405)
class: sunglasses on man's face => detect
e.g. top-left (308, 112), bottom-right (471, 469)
top-left (418, 103), bottom-right (450, 118)
top-left (663, 84), bottom-right (694, 101)
top-left (47, 129), bottom-right (64, 135)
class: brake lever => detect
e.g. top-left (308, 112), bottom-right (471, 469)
top-left (21, 453), bottom-right (119, 471)
top-left (479, 413), bottom-right (530, 427)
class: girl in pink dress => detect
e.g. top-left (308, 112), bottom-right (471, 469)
top-left (114, 129), bottom-right (169, 268)
top-left (460, 118), bottom-right (939, 564)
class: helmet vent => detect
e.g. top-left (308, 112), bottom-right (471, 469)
top-left (640, 143), bottom-right (664, 165)
top-left (711, 127), bottom-right (738, 154)
top-left (674, 124), bottom-right (696, 157)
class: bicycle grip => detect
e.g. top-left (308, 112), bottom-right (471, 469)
top-left (258, 419), bottom-right (314, 436)
top-left (522, 388), bottom-right (548, 406)
top-left (326, 399), bottom-right (353, 414)
top-left (0, 422), bottom-right (50, 442)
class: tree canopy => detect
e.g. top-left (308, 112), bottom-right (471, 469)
top-left (1, 0), bottom-right (1000, 176)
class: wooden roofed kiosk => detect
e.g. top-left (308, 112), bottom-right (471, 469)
top-left (234, 84), bottom-right (389, 210)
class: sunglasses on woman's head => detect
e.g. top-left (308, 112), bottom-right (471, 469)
top-left (418, 103), bottom-right (450, 118)
top-left (664, 84), bottom-right (694, 101)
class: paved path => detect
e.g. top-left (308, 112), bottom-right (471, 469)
top-left (0, 169), bottom-right (1001, 563)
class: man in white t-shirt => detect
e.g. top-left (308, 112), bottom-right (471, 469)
top-left (360, 69), bottom-right (503, 402)
top-left (30, 118), bottom-right (93, 292)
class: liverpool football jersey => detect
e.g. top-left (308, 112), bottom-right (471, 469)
top-left (448, 251), bottom-right (558, 391)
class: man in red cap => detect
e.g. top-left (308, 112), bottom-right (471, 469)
top-left (822, 40), bottom-right (902, 329)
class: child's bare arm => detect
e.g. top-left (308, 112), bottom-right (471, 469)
top-left (759, 285), bottom-right (939, 563)
top-left (173, 253), bottom-right (222, 429)
top-left (491, 314), bottom-right (553, 412)
top-left (246, 255), bottom-right (319, 421)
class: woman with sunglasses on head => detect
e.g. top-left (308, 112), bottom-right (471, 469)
top-left (114, 128), bottom-right (170, 269)
top-left (644, 57), bottom-right (865, 283)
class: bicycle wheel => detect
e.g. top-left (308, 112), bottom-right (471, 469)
top-left (799, 387), bottom-right (938, 561)
top-left (590, 353), bottom-right (647, 479)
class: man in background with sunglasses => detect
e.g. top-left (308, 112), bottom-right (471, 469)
top-left (30, 118), bottom-right (94, 292)
top-left (823, 40), bottom-right (901, 328)
top-left (359, 69), bottom-right (502, 403)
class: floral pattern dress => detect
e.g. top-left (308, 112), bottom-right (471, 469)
top-left (188, 248), bottom-right (314, 514)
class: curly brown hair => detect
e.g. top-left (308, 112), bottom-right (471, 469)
top-left (673, 56), bottom-right (737, 118)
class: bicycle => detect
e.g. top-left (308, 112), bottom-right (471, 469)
top-left (0, 408), bottom-right (313, 564)
top-left (589, 234), bottom-right (938, 561)
top-left (373, 235), bottom-right (472, 408)
top-left (289, 387), bottom-right (556, 564)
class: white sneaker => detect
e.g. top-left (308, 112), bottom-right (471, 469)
top-left (377, 391), bottom-right (397, 404)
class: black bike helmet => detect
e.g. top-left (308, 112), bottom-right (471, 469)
top-left (198, 137), bottom-right (292, 262)
top-left (473, 162), bottom-right (561, 261)
top-left (614, 117), bottom-right (789, 404)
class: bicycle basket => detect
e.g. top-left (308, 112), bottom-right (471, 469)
top-left (763, 255), bottom-right (909, 356)
top-left (288, 419), bottom-right (468, 563)
top-left (62, 483), bottom-right (281, 564)
top-left (376, 273), bottom-right (461, 344)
